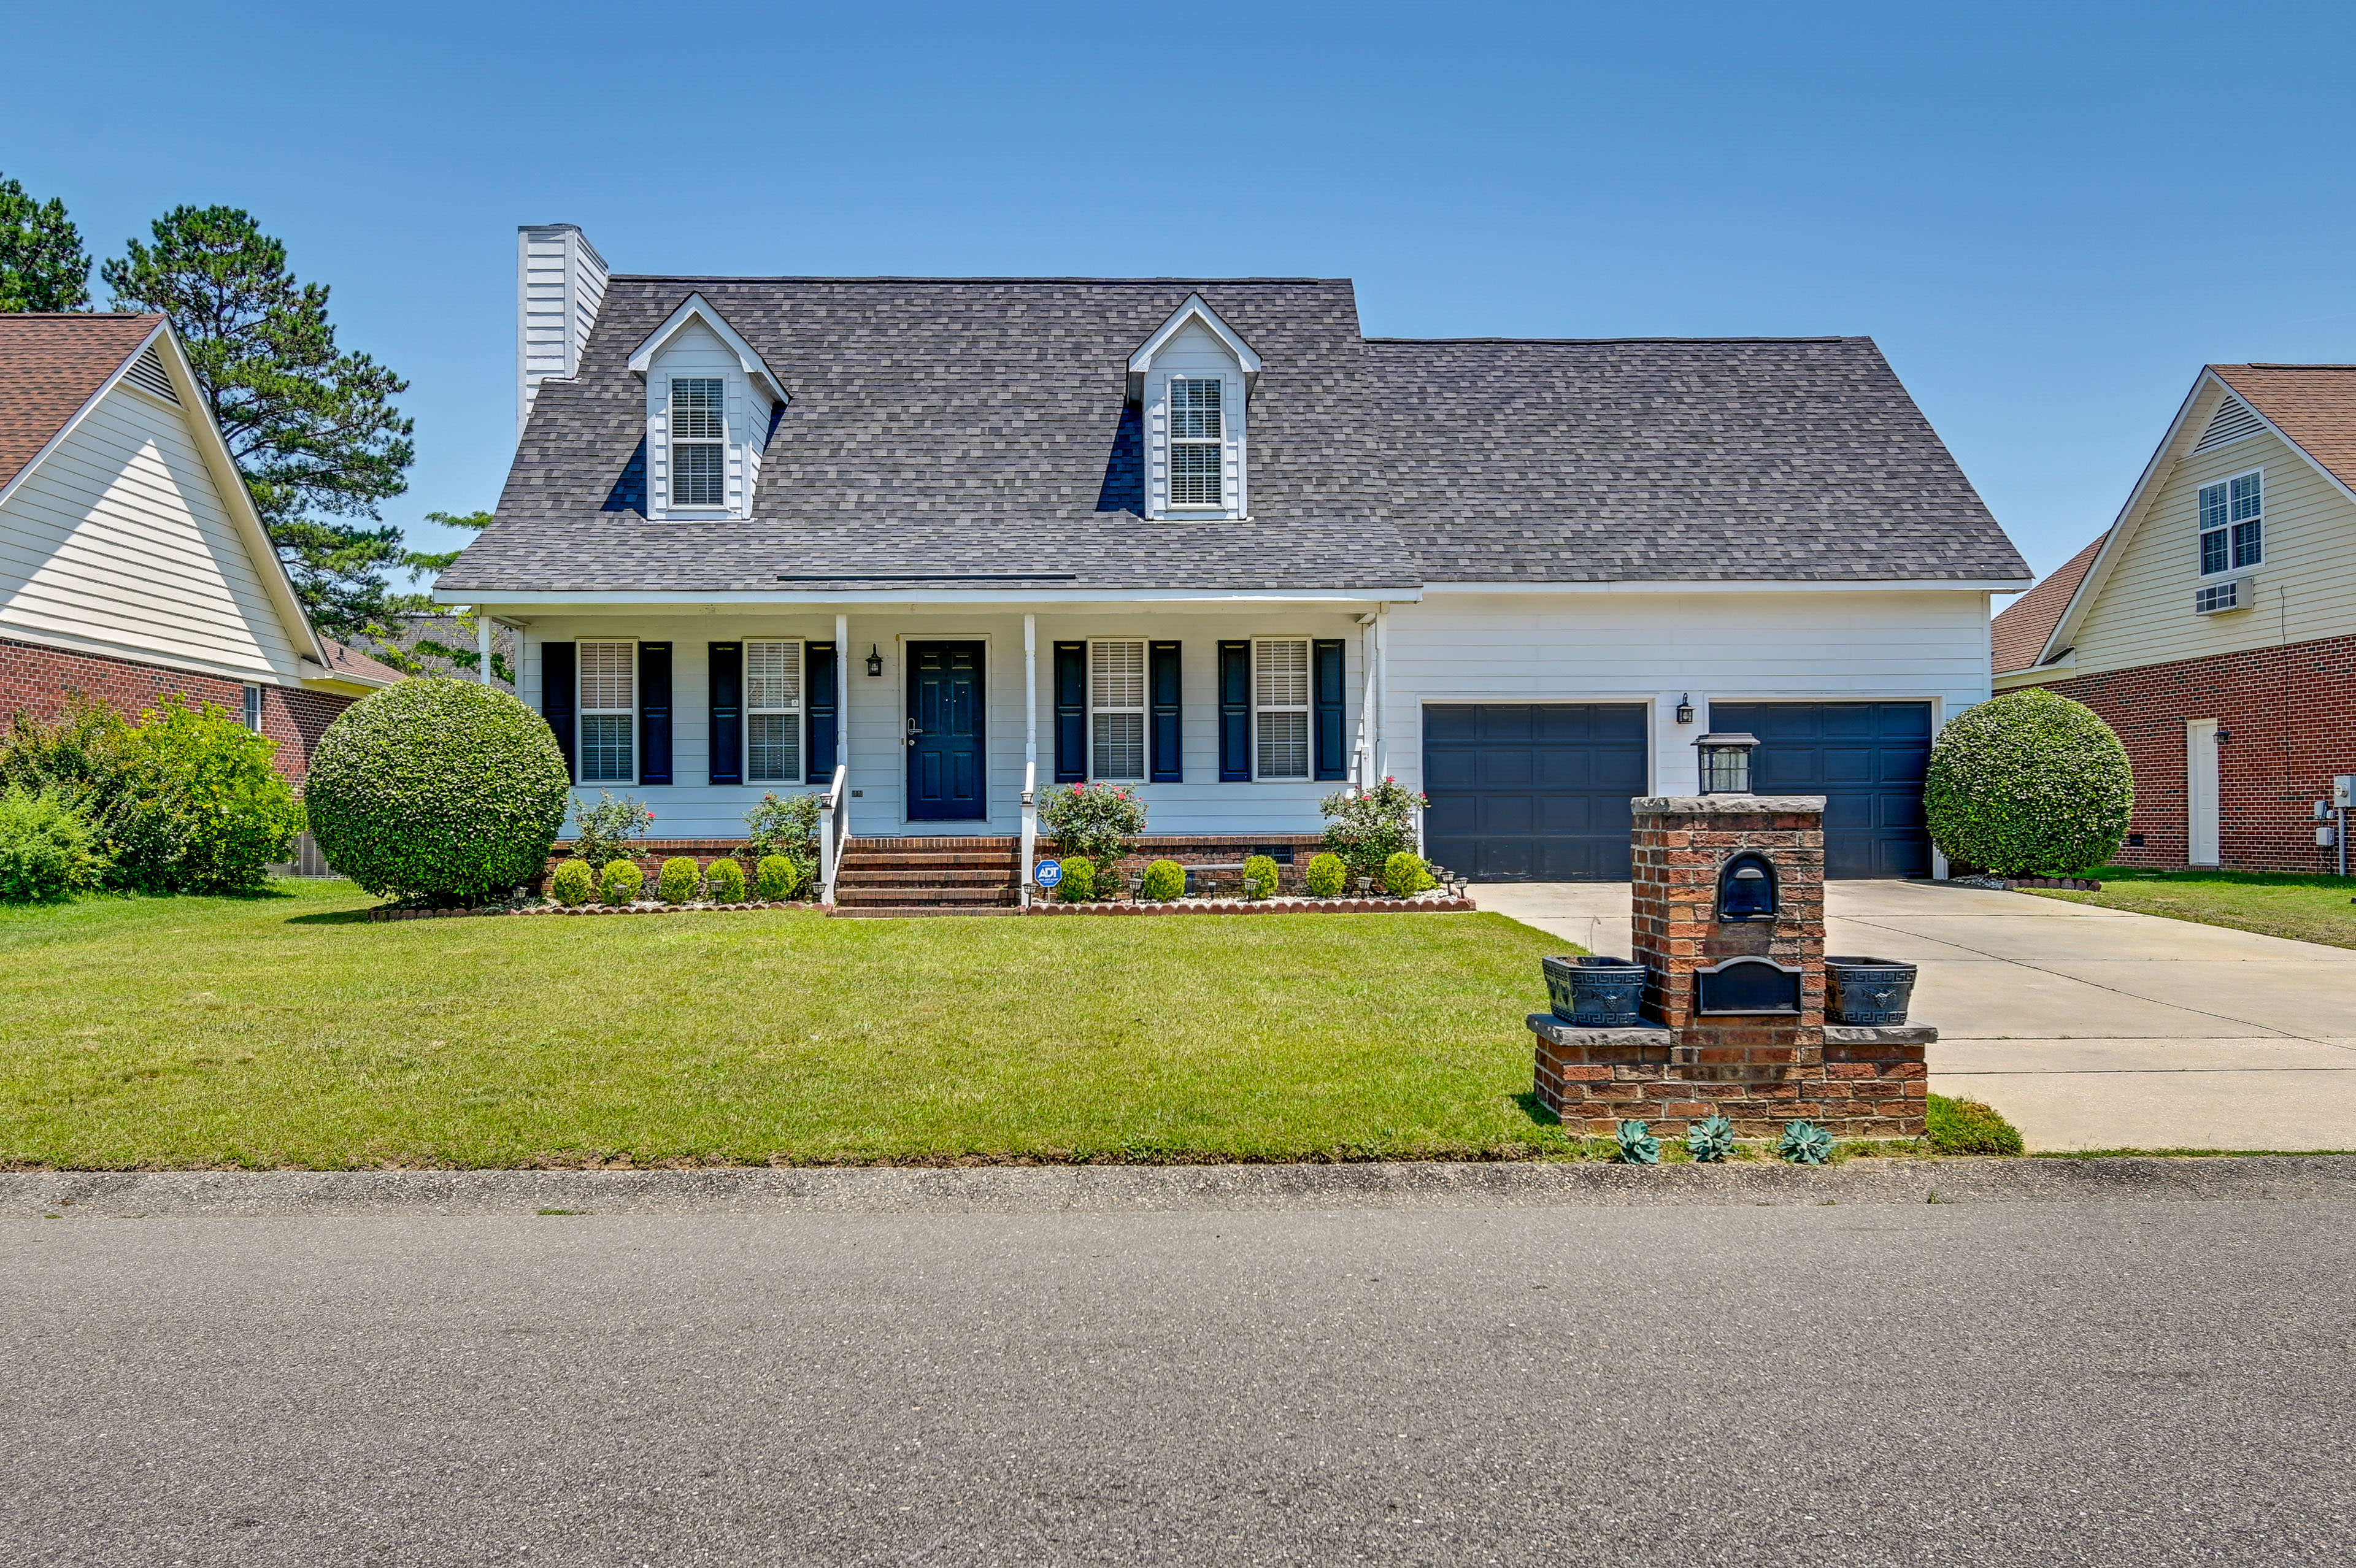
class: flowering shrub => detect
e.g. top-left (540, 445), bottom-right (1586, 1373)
top-left (307, 680), bottom-right (568, 905)
top-left (571, 790), bottom-right (654, 870)
top-left (550, 858), bottom-right (595, 906)
top-left (1382, 851), bottom-right (1435, 896)
top-left (1041, 782), bottom-right (1145, 868)
top-left (1141, 859), bottom-right (1185, 902)
top-left (1924, 690), bottom-right (2133, 876)
top-left (1304, 852), bottom-right (1347, 898)
top-left (704, 857), bottom-right (746, 903)
top-left (599, 858), bottom-right (644, 905)
top-left (1319, 777), bottom-right (1428, 885)
top-left (745, 793), bottom-right (822, 892)
top-left (1054, 854), bottom-right (1097, 902)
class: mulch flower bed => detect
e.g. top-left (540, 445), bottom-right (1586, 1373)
top-left (368, 900), bottom-right (823, 922)
top-left (1947, 874), bottom-right (2103, 893)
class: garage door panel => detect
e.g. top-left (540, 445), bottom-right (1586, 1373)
top-left (1478, 794), bottom-right (1535, 833)
top-left (1478, 748), bottom-right (1536, 788)
top-left (1423, 703), bottom-right (1647, 883)
top-left (1424, 706), bottom-right (1482, 743)
top-left (1707, 702), bottom-right (1933, 880)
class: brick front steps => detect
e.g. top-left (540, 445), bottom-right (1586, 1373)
top-left (834, 836), bottom-right (1020, 910)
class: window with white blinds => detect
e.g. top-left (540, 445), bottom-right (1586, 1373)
top-left (1169, 379), bottom-right (1223, 505)
top-left (1090, 640), bottom-right (1147, 781)
top-left (2198, 469), bottom-right (2263, 575)
top-left (669, 378), bottom-right (726, 507)
top-left (745, 639), bottom-right (804, 784)
top-left (578, 640), bottom-right (636, 782)
top-left (1254, 639), bottom-right (1309, 780)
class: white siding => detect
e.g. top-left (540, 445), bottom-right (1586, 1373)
top-left (2073, 421), bottom-right (2356, 677)
top-left (517, 225), bottom-right (609, 437)
top-left (644, 321), bottom-right (769, 521)
top-left (1141, 320), bottom-right (1247, 520)
top-left (0, 381), bottom-right (303, 682)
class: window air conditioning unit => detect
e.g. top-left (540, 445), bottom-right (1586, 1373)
top-left (2193, 578), bottom-right (2246, 614)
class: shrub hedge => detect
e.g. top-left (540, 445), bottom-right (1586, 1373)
top-left (550, 858), bottom-right (595, 906)
top-left (1304, 852), bottom-right (1347, 898)
top-left (599, 859), bottom-right (644, 905)
top-left (1925, 689), bottom-right (2133, 876)
top-left (0, 788), bottom-right (97, 902)
top-left (1141, 859), bottom-right (1185, 902)
top-left (1055, 854), bottom-right (1096, 902)
top-left (307, 679), bottom-right (569, 905)
top-left (704, 858), bottom-right (746, 903)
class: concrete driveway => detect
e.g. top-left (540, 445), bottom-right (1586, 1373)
top-left (1474, 880), bottom-right (2356, 1153)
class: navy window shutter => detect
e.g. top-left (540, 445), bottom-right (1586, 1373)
top-left (1149, 641), bottom-right (1182, 783)
top-left (637, 642), bottom-right (672, 785)
top-left (541, 641), bottom-right (577, 782)
top-left (1217, 640), bottom-right (1250, 782)
top-left (1313, 639), bottom-right (1346, 780)
top-left (707, 643), bottom-right (741, 786)
top-left (1053, 641), bottom-right (1087, 783)
top-left (805, 641), bottom-right (838, 783)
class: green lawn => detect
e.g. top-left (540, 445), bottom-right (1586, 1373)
top-left (2028, 865), bottom-right (2356, 950)
top-left (0, 881), bottom-right (1579, 1169)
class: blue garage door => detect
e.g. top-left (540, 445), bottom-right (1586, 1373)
top-left (1422, 704), bottom-right (1650, 882)
top-left (1707, 702), bottom-right (1933, 879)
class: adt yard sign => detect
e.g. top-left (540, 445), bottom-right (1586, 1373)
top-left (1033, 859), bottom-right (1063, 889)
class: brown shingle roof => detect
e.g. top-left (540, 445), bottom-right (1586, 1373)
top-left (316, 637), bottom-right (404, 685)
top-left (0, 314), bottom-right (164, 492)
top-left (2209, 364), bottom-right (2356, 494)
top-left (1992, 530), bottom-right (2105, 674)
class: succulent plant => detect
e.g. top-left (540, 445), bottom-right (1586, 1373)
top-left (1779, 1120), bottom-right (1833, 1166)
top-left (1686, 1114), bottom-right (1737, 1163)
top-left (1614, 1119), bottom-right (1660, 1165)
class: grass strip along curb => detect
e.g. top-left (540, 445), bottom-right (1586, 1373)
top-left (10, 1155), bottom-right (2355, 1218)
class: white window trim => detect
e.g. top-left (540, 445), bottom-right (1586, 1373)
top-left (577, 639), bottom-right (638, 785)
top-left (667, 377), bottom-right (729, 512)
top-left (1166, 377), bottom-right (1226, 509)
top-left (242, 684), bottom-right (263, 733)
top-left (2198, 466), bottom-right (2264, 577)
top-left (1087, 639), bottom-right (1148, 783)
top-left (1252, 637), bottom-right (1312, 782)
top-left (745, 638), bottom-right (806, 785)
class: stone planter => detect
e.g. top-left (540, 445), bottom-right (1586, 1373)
top-left (1825, 956), bottom-right (1919, 1026)
top-left (1542, 955), bottom-right (1648, 1027)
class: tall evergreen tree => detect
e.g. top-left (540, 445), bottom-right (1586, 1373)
top-left (0, 171), bottom-right (91, 311)
top-left (101, 207), bottom-right (415, 642)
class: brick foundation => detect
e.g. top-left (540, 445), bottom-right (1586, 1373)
top-left (2036, 633), bottom-right (2356, 873)
top-left (0, 634), bottom-right (352, 782)
top-left (1531, 1020), bottom-right (1930, 1140)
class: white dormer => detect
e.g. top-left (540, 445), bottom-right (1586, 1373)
top-left (627, 293), bottom-right (787, 522)
top-left (1128, 294), bottom-right (1260, 521)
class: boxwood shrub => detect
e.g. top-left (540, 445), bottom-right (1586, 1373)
top-left (1925, 689), bottom-right (2133, 876)
top-left (1242, 853), bottom-right (1280, 901)
top-left (599, 858), bottom-right (644, 905)
top-left (307, 678), bottom-right (570, 905)
top-left (1055, 853), bottom-right (1096, 902)
top-left (550, 858), bottom-right (595, 906)
top-left (1304, 851), bottom-right (1347, 898)
top-left (756, 854), bottom-right (801, 901)
top-left (704, 857), bottom-right (746, 904)
top-left (1141, 859), bottom-right (1185, 902)
top-left (1382, 851), bottom-right (1435, 896)
top-left (658, 856), bottom-right (699, 905)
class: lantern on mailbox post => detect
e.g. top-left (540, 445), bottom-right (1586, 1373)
top-left (1693, 732), bottom-right (1759, 795)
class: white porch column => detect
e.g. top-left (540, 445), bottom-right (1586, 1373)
top-left (476, 610), bottom-right (494, 685)
top-left (1020, 613), bottom-right (1037, 908)
top-left (1355, 613), bottom-right (1379, 789)
top-left (1373, 603), bottom-right (1391, 782)
top-left (834, 613), bottom-right (849, 774)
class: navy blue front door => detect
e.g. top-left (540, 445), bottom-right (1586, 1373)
top-left (906, 642), bottom-right (986, 820)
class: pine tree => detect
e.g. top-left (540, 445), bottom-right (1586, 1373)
top-left (101, 207), bottom-right (414, 642)
top-left (0, 171), bottom-right (91, 312)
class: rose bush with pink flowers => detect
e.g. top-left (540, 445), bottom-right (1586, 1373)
top-left (1319, 777), bottom-right (1428, 886)
top-left (1040, 782), bottom-right (1145, 875)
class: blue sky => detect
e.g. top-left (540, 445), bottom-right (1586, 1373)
top-left (5, 0), bottom-right (2351, 582)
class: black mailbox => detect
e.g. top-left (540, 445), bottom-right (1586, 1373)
top-left (1695, 957), bottom-right (1802, 1015)
top-left (1716, 852), bottom-right (1777, 923)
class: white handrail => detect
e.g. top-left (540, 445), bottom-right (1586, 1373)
top-left (819, 763), bottom-right (849, 904)
top-left (1018, 759), bottom-right (1037, 909)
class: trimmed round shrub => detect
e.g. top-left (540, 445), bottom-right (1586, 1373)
top-left (1382, 851), bottom-right (1435, 896)
top-left (0, 787), bottom-right (97, 902)
top-left (599, 858), bottom-right (644, 905)
top-left (1925, 690), bottom-right (2133, 877)
top-left (756, 854), bottom-right (801, 901)
top-left (1055, 854), bottom-right (1096, 902)
top-left (704, 857), bottom-right (746, 904)
top-left (307, 678), bottom-right (570, 905)
top-left (658, 856), bottom-right (699, 905)
top-left (1141, 859), bottom-right (1185, 902)
top-left (550, 858), bottom-right (595, 906)
top-left (1304, 851), bottom-right (1347, 898)
top-left (1242, 853), bottom-right (1280, 901)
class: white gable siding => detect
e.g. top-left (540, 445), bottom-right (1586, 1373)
top-left (517, 225), bottom-right (609, 437)
top-left (1142, 320), bottom-right (1247, 520)
top-left (644, 321), bottom-right (771, 521)
top-left (0, 382), bottom-right (302, 682)
top-left (2073, 423), bottom-right (2356, 678)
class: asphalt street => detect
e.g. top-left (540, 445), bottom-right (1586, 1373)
top-left (5, 1200), bottom-right (2352, 1567)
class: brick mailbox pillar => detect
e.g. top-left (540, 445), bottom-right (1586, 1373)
top-left (1531, 793), bottom-right (1929, 1142)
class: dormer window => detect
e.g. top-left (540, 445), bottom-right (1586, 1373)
top-left (1169, 379), bottom-right (1224, 505)
top-left (669, 379), bottom-right (726, 507)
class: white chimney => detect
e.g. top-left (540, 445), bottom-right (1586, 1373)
top-left (515, 224), bottom-right (609, 441)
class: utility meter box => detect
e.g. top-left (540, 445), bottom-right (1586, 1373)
top-left (2335, 775), bottom-right (2356, 809)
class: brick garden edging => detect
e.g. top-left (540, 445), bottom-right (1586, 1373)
top-left (368, 900), bottom-right (823, 921)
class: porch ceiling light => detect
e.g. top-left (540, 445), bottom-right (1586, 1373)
top-left (1693, 732), bottom-right (1760, 795)
top-left (866, 645), bottom-right (884, 677)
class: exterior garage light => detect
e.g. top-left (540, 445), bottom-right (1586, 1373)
top-left (1694, 731), bottom-right (1759, 795)
top-left (1675, 694), bottom-right (1695, 724)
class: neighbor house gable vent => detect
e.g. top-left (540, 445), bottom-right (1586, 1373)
top-left (123, 344), bottom-right (179, 405)
top-left (2193, 394), bottom-right (2265, 453)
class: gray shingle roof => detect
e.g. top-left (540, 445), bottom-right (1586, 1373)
top-left (443, 277), bottom-right (2026, 594)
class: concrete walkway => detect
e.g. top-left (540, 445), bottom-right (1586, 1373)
top-left (1473, 880), bottom-right (2356, 1153)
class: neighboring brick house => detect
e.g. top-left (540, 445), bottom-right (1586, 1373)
top-left (0, 314), bottom-right (396, 778)
top-left (1992, 364), bottom-right (2356, 872)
